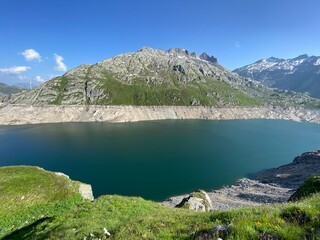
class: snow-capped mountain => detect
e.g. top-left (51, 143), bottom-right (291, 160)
top-left (234, 55), bottom-right (320, 98)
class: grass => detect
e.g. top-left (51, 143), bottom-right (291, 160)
top-left (289, 175), bottom-right (320, 201)
top-left (1, 166), bottom-right (320, 239)
top-left (91, 71), bottom-right (262, 107)
top-left (0, 166), bottom-right (84, 239)
top-left (50, 76), bottom-right (69, 104)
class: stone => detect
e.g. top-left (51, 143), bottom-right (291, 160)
top-left (78, 183), bottom-right (94, 201)
top-left (176, 190), bottom-right (213, 212)
top-left (193, 224), bottom-right (230, 239)
top-left (55, 172), bottom-right (70, 179)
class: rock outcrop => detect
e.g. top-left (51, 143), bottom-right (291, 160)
top-left (78, 183), bottom-right (94, 201)
top-left (175, 190), bottom-right (213, 212)
top-left (54, 170), bottom-right (94, 200)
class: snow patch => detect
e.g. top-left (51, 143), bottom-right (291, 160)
top-left (314, 58), bottom-right (320, 66)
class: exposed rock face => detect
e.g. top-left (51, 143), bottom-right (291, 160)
top-left (5, 47), bottom-right (320, 108)
top-left (234, 54), bottom-right (320, 98)
top-left (163, 150), bottom-right (320, 210)
top-left (0, 105), bottom-right (320, 125)
top-left (175, 190), bottom-right (213, 212)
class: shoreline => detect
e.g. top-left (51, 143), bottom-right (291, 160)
top-left (0, 104), bottom-right (320, 125)
top-left (163, 150), bottom-right (320, 210)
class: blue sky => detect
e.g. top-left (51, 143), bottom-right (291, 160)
top-left (1, 0), bottom-right (320, 86)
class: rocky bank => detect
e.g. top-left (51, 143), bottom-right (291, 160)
top-left (0, 104), bottom-right (320, 125)
top-left (163, 150), bottom-right (320, 211)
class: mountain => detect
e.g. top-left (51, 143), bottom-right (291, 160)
top-left (7, 47), bottom-right (320, 108)
top-left (0, 82), bottom-right (24, 94)
top-left (233, 54), bottom-right (320, 98)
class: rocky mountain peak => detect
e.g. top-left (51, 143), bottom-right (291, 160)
top-left (292, 54), bottom-right (309, 61)
top-left (167, 48), bottom-right (188, 55)
top-left (234, 53), bottom-right (320, 98)
top-left (199, 52), bottom-right (218, 63)
top-left (266, 57), bottom-right (282, 62)
top-left (166, 48), bottom-right (217, 64)
top-left (138, 46), bottom-right (158, 53)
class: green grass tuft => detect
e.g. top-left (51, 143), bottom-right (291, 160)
top-left (289, 175), bottom-right (320, 201)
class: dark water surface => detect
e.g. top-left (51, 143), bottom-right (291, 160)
top-left (1, 119), bottom-right (320, 201)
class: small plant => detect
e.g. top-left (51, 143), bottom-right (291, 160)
top-left (289, 175), bottom-right (320, 201)
top-left (280, 206), bottom-right (310, 224)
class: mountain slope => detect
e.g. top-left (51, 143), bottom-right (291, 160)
top-left (8, 48), bottom-right (320, 108)
top-left (234, 55), bottom-right (320, 98)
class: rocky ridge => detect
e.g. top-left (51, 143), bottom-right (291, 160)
top-left (163, 150), bottom-right (320, 211)
top-left (234, 54), bottom-right (320, 98)
top-left (5, 47), bottom-right (320, 108)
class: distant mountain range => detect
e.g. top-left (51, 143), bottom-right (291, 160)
top-left (0, 82), bottom-right (24, 94)
top-left (4, 47), bottom-right (320, 108)
top-left (233, 54), bottom-right (320, 98)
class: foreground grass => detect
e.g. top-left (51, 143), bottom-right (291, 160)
top-left (1, 166), bottom-right (320, 239)
top-left (0, 166), bottom-right (84, 239)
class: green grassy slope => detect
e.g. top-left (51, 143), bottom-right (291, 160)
top-left (0, 166), bottom-right (84, 239)
top-left (1, 166), bottom-right (320, 240)
top-left (47, 72), bottom-right (262, 107)
top-left (45, 71), bottom-right (320, 108)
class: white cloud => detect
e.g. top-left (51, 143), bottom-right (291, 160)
top-left (17, 75), bottom-right (28, 80)
top-left (0, 66), bottom-right (31, 75)
top-left (21, 49), bottom-right (42, 62)
top-left (54, 54), bottom-right (67, 72)
top-left (35, 75), bottom-right (45, 82)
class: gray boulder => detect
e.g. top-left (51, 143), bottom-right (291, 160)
top-left (176, 190), bottom-right (213, 212)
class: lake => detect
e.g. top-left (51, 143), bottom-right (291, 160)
top-left (1, 119), bottom-right (320, 201)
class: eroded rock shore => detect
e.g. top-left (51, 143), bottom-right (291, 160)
top-left (163, 150), bottom-right (320, 211)
top-left (0, 104), bottom-right (320, 125)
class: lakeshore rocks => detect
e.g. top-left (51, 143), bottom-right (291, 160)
top-left (255, 150), bottom-right (320, 189)
top-left (163, 178), bottom-right (293, 210)
top-left (163, 150), bottom-right (320, 211)
top-left (0, 105), bottom-right (320, 125)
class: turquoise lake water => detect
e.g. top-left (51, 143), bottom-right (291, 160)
top-left (1, 119), bottom-right (320, 201)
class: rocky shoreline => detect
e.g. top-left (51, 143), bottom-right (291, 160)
top-left (0, 104), bottom-right (320, 125)
top-left (163, 150), bottom-right (320, 211)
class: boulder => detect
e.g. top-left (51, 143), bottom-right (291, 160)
top-left (78, 183), bottom-right (94, 201)
top-left (176, 190), bottom-right (213, 212)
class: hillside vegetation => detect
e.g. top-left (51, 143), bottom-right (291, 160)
top-left (1, 166), bottom-right (320, 240)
